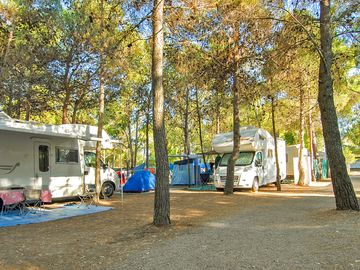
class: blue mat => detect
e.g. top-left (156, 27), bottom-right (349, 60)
top-left (0, 205), bottom-right (113, 227)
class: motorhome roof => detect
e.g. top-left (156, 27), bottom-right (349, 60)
top-left (211, 127), bottom-right (274, 153)
top-left (0, 111), bottom-right (115, 147)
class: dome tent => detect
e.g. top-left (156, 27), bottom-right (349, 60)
top-left (123, 170), bottom-right (155, 192)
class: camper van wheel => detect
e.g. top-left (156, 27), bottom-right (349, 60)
top-left (101, 182), bottom-right (114, 198)
top-left (251, 177), bottom-right (259, 192)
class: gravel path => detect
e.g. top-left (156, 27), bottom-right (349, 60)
top-left (1, 176), bottom-right (359, 270)
top-left (115, 176), bottom-right (360, 270)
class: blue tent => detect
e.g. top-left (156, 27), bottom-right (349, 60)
top-left (133, 163), bottom-right (146, 172)
top-left (171, 158), bottom-right (201, 185)
top-left (123, 170), bottom-right (156, 192)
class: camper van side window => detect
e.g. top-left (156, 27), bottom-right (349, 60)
top-left (56, 147), bottom-right (79, 163)
top-left (39, 145), bottom-right (49, 172)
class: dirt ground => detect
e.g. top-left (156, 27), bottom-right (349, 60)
top-left (0, 176), bottom-right (359, 270)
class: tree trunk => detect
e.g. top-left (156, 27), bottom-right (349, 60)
top-left (184, 87), bottom-right (191, 155)
top-left (95, 0), bottom-right (106, 201)
top-left (95, 71), bottom-right (105, 200)
top-left (152, 0), bottom-right (171, 226)
top-left (318, 0), bottom-right (359, 210)
top-left (308, 85), bottom-right (316, 182)
top-left (254, 101), bottom-right (262, 128)
top-left (195, 88), bottom-right (207, 169)
top-left (127, 115), bottom-right (134, 168)
top-left (145, 92), bottom-right (151, 168)
top-left (72, 86), bottom-right (87, 124)
top-left (224, 69), bottom-right (240, 195)
top-left (134, 111), bottom-right (139, 167)
top-left (298, 86), bottom-right (305, 186)
top-left (62, 61), bottom-right (72, 124)
top-left (216, 91), bottom-right (221, 134)
top-left (271, 97), bottom-right (281, 191)
top-left (224, 26), bottom-right (240, 196)
top-left (72, 99), bottom-right (80, 124)
top-left (0, 26), bottom-right (13, 94)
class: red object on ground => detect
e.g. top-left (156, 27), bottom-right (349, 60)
top-left (116, 171), bottom-right (127, 185)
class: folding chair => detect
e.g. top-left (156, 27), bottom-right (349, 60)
top-left (200, 173), bottom-right (210, 186)
top-left (77, 186), bottom-right (97, 207)
top-left (0, 190), bottom-right (26, 215)
top-left (23, 189), bottom-right (42, 214)
top-left (40, 190), bottom-right (52, 208)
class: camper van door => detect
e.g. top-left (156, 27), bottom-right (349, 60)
top-left (34, 142), bottom-right (51, 189)
top-left (255, 151), bottom-right (264, 184)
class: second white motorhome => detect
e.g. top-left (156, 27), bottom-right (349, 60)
top-left (212, 127), bottom-right (286, 191)
top-left (0, 112), bottom-right (119, 199)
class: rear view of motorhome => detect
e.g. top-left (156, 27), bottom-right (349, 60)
top-left (0, 112), bottom-right (119, 199)
top-left (212, 127), bottom-right (286, 191)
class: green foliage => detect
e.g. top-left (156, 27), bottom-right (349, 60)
top-left (343, 147), bottom-right (356, 164)
top-left (0, 0), bottom-right (357, 167)
top-left (283, 132), bottom-right (296, 145)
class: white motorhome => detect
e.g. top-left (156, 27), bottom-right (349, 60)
top-left (0, 112), bottom-right (119, 199)
top-left (212, 127), bottom-right (286, 191)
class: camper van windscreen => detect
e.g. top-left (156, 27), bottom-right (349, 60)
top-left (220, 152), bottom-right (255, 167)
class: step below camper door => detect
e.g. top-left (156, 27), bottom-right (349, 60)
top-left (34, 142), bottom-right (51, 189)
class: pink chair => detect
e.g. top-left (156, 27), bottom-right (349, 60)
top-left (0, 190), bottom-right (26, 215)
top-left (40, 190), bottom-right (52, 207)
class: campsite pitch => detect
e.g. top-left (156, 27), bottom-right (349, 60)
top-left (0, 176), bottom-right (359, 270)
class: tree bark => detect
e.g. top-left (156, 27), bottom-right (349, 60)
top-left (215, 83), bottom-right (224, 134)
top-left (298, 86), bottom-right (305, 186)
top-left (95, 0), bottom-right (106, 201)
top-left (318, 0), bottom-right (359, 210)
top-left (134, 111), bottom-right (140, 167)
top-left (271, 96), bottom-right (281, 191)
top-left (62, 59), bottom-right (72, 124)
top-left (195, 88), bottom-right (206, 169)
top-left (308, 85), bottom-right (316, 182)
top-left (0, 25), bottom-right (13, 95)
top-left (254, 101), bottom-right (262, 128)
top-left (224, 26), bottom-right (240, 196)
top-left (152, 0), bottom-right (171, 226)
top-left (145, 92), bottom-right (151, 168)
top-left (216, 91), bottom-right (221, 134)
top-left (184, 87), bottom-right (191, 155)
top-left (95, 71), bottom-right (105, 200)
top-left (127, 114), bottom-right (134, 168)
top-left (224, 68), bottom-right (240, 195)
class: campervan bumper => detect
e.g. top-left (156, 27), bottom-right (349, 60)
top-left (214, 175), bottom-right (253, 189)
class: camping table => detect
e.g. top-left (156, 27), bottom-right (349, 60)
top-left (0, 190), bottom-right (26, 214)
